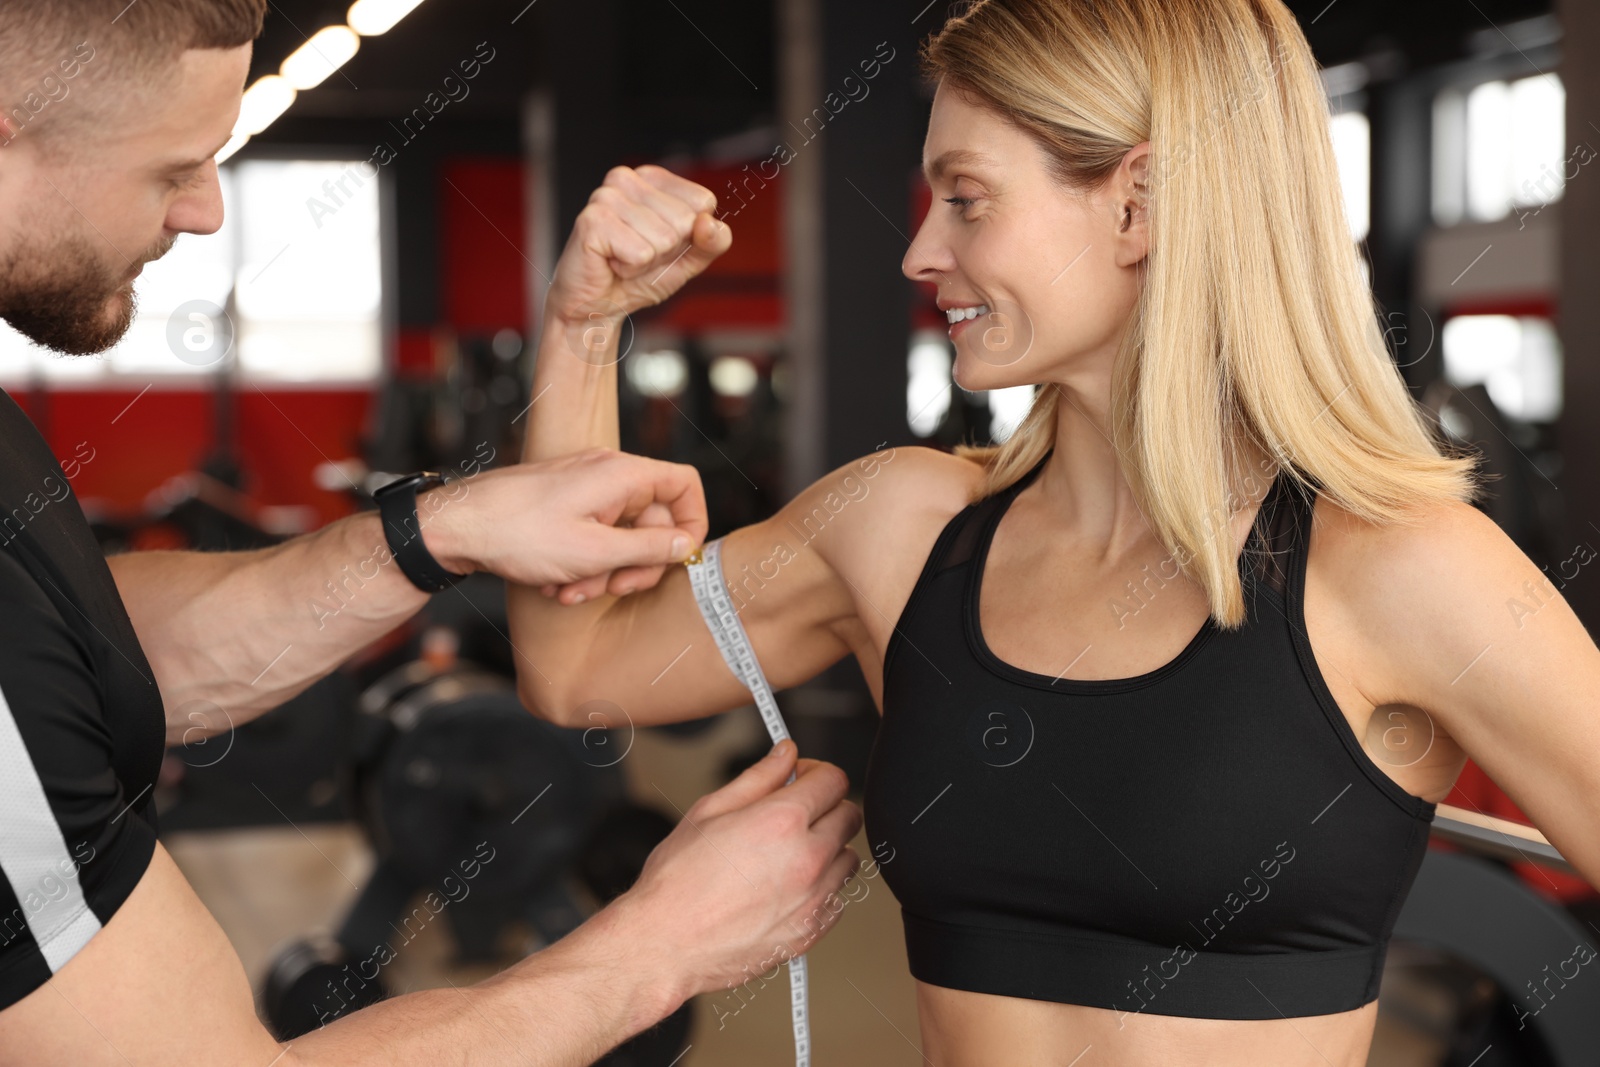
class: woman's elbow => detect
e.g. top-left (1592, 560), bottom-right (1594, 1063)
top-left (517, 679), bottom-right (574, 726)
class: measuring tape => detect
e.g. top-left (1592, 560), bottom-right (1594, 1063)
top-left (684, 537), bottom-right (811, 1067)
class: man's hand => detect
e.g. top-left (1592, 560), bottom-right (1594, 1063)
top-left (609, 739), bottom-right (864, 1003)
top-left (422, 447), bottom-right (708, 599)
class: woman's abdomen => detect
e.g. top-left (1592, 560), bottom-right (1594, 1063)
top-left (913, 981), bottom-right (1378, 1067)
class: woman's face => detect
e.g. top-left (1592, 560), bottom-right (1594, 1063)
top-left (904, 81), bottom-right (1149, 394)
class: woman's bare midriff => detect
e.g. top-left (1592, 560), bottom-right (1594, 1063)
top-left (914, 982), bottom-right (1379, 1066)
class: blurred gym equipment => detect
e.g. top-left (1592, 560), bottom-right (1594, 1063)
top-left (259, 656), bottom-right (693, 1062)
top-left (1387, 807), bottom-right (1600, 1066)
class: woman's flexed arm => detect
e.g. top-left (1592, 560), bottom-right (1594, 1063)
top-left (523, 164), bottom-right (728, 463)
top-left (507, 163), bottom-right (858, 726)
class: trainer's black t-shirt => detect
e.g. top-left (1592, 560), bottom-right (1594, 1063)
top-left (0, 387), bottom-right (164, 1011)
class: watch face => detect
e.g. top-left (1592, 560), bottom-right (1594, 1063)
top-left (377, 472), bottom-right (441, 497)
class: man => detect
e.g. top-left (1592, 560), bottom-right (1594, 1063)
top-left (0, 2), bottom-right (863, 1064)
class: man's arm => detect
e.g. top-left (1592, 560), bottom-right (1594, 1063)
top-left (0, 845), bottom-right (672, 1067)
top-left (110, 453), bottom-right (706, 745)
top-left (0, 742), bottom-right (863, 1066)
top-left (109, 506), bottom-right (430, 744)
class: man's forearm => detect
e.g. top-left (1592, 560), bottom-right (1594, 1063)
top-left (287, 896), bottom-right (685, 1067)
top-left (110, 505), bottom-right (449, 740)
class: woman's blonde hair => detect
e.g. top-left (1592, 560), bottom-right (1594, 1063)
top-left (927, 0), bottom-right (1480, 627)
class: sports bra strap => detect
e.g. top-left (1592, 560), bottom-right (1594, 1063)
top-left (933, 490), bottom-right (1007, 576)
top-left (1240, 463), bottom-right (1317, 601)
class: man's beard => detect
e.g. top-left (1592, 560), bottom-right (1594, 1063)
top-left (0, 231), bottom-right (176, 356)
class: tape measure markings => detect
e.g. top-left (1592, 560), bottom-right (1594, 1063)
top-left (685, 537), bottom-right (812, 1067)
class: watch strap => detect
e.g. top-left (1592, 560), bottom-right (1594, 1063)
top-left (375, 473), bottom-right (464, 593)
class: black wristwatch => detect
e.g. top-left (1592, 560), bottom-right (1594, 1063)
top-left (372, 472), bottom-right (465, 593)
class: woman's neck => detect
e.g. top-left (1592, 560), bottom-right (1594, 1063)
top-left (1035, 379), bottom-right (1276, 554)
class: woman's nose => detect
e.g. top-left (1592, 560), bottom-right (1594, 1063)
top-left (902, 224), bottom-right (952, 285)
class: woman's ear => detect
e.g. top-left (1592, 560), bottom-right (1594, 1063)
top-left (1126, 139), bottom-right (1152, 223)
top-left (1113, 140), bottom-right (1152, 267)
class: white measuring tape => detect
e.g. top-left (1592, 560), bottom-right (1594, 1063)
top-left (684, 536), bottom-right (811, 1067)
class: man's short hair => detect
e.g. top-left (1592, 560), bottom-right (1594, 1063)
top-left (0, 0), bottom-right (267, 150)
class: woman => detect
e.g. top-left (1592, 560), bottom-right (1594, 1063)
top-left (507, 1), bottom-right (1600, 1063)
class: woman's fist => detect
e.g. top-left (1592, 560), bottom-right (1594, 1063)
top-left (546, 164), bottom-right (732, 344)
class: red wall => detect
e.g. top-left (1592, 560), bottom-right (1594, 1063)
top-left (639, 161), bottom-right (785, 332)
top-left (441, 159), bottom-right (529, 335)
top-left (11, 387), bottom-right (373, 531)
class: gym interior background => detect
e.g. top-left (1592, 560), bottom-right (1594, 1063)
top-left (4, 0), bottom-right (1598, 1063)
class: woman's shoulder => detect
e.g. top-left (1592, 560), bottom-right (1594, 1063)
top-left (791, 444), bottom-right (986, 519)
top-left (853, 443), bottom-right (990, 524)
top-left (1308, 491), bottom-right (1501, 585)
top-left (769, 444), bottom-right (987, 579)
top-left (1305, 489), bottom-right (1531, 687)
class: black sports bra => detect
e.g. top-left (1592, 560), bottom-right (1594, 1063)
top-left (862, 450), bottom-right (1436, 1020)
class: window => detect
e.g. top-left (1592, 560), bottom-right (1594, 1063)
top-left (904, 329), bottom-right (1034, 443)
top-left (0, 159), bottom-right (383, 385)
top-left (1321, 61), bottom-right (1370, 245)
top-left (906, 329), bottom-right (952, 437)
top-left (1329, 111), bottom-right (1371, 243)
top-left (1441, 314), bottom-right (1562, 421)
top-left (1434, 74), bottom-right (1567, 226)
top-left (233, 159), bottom-right (383, 382)
top-left (987, 383), bottom-right (1034, 442)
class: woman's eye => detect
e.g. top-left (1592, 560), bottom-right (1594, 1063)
top-left (943, 196), bottom-right (976, 210)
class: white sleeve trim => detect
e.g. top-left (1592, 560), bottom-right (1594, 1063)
top-left (0, 684), bottom-right (103, 972)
